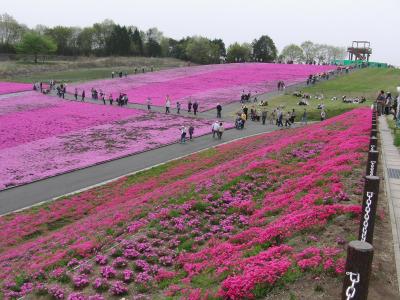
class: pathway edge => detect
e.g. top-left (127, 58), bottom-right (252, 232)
top-left (1, 129), bottom-right (271, 217)
top-left (379, 116), bottom-right (400, 294)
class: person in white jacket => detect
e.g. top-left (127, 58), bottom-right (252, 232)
top-left (165, 96), bottom-right (171, 114)
top-left (212, 121), bottom-right (220, 139)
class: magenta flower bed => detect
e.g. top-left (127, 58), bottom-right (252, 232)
top-left (0, 92), bottom-right (218, 190)
top-left (0, 82), bottom-right (32, 95)
top-left (69, 63), bottom-right (335, 111)
top-left (0, 108), bottom-right (370, 299)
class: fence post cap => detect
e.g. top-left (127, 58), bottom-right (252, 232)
top-left (364, 175), bottom-right (379, 180)
top-left (349, 240), bottom-right (373, 251)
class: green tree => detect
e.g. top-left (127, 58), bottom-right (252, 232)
top-left (185, 36), bottom-right (219, 64)
top-left (170, 37), bottom-right (191, 61)
top-left (77, 27), bottom-right (94, 56)
top-left (211, 38), bottom-right (226, 58)
top-left (130, 28), bottom-right (143, 56)
top-left (252, 35), bottom-right (277, 62)
top-left (106, 25), bottom-right (131, 55)
top-left (17, 32), bottom-right (57, 63)
top-left (144, 28), bottom-right (163, 57)
top-left (146, 38), bottom-right (162, 57)
top-left (280, 44), bottom-right (304, 63)
top-left (45, 26), bottom-right (73, 55)
top-left (226, 42), bottom-right (252, 62)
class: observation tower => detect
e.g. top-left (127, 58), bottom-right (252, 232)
top-left (347, 41), bottom-right (372, 62)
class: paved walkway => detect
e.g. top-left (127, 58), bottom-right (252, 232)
top-left (379, 116), bottom-right (400, 293)
top-left (0, 120), bottom-right (286, 215)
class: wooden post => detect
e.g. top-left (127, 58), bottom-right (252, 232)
top-left (365, 150), bottom-right (378, 176)
top-left (358, 176), bottom-right (380, 244)
top-left (342, 241), bottom-right (374, 300)
top-left (369, 137), bottom-right (378, 151)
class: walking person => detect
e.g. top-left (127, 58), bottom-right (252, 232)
top-left (320, 110), bottom-right (326, 121)
top-left (147, 97), bottom-right (152, 111)
top-left (241, 112), bottom-right (247, 128)
top-left (385, 92), bottom-right (392, 115)
top-left (193, 101), bottom-right (199, 115)
top-left (216, 103), bottom-right (222, 118)
top-left (176, 101), bottom-right (181, 114)
top-left (217, 122), bottom-right (224, 140)
top-left (277, 109), bottom-right (283, 127)
top-left (270, 109), bottom-right (276, 125)
top-left (243, 105), bottom-right (248, 120)
top-left (188, 99), bottom-right (192, 113)
top-left (74, 88), bottom-right (78, 100)
top-left (180, 126), bottom-right (187, 144)
top-left (290, 109), bottom-right (296, 124)
top-left (188, 124), bottom-right (194, 140)
top-left (285, 112), bottom-right (291, 127)
top-left (102, 95), bottom-right (106, 105)
top-left (109, 94), bottom-right (113, 105)
top-left (212, 121), bottom-right (220, 138)
top-left (165, 97), bottom-right (171, 114)
top-left (261, 110), bottom-right (267, 125)
top-left (301, 109), bottom-right (308, 125)
top-left (81, 90), bottom-right (85, 102)
top-left (376, 90), bottom-right (385, 116)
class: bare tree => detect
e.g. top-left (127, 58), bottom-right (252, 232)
top-left (280, 44), bottom-right (304, 63)
top-left (0, 13), bottom-right (27, 45)
top-left (300, 40), bottom-right (317, 63)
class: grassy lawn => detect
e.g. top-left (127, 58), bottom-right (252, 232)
top-left (386, 117), bottom-right (400, 147)
top-left (0, 56), bottom-right (187, 83)
top-left (6, 67), bottom-right (138, 83)
top-left (266, 68), bottom-right (400, 121)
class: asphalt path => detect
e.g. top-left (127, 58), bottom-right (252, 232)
top-left (0, 115), bottom-right (282, 215)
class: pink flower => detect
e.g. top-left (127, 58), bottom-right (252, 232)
top-left (68, 292), bottom-right (86, 300)
top-left (95, 255), bottom-right (108, 265)
top-left (72, 274), bottom-right (89, 288)
top-left (110, 280), bottom-right (128, 295)
top-left (122, 269), bottom-right (134, 282)
top-left (92, 277), bottom-right (109, 291)
top-left (112, 257), bottom-right (128, 268)
top-left (100, 266), bottom-right (116, 279)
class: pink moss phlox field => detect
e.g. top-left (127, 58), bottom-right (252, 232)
top-left (0, 82), bottom-right (32, 95)
top-left (0, 92), bottom-right (218, 189)
top-left (69, 63), bottom-right (335, 111)
top-left (0, 108), bottom-right (370, 299)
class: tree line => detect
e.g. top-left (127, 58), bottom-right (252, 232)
top-left (0, 13), bottom-right (345, 64)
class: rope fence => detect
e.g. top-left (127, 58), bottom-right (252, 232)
top-left (341, 109), bottom-right (378, 300)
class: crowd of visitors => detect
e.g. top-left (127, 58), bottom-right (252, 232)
top-left (211, 121), bottom-right (225, 139)
top-left (31, 67), bottom-right (346, 149)
top-left (240, 91), bottom-right (252, 103)
top-left (110, 67), bottom-right (154, 79)
top-left (376, 90), bottom-right (396, 116)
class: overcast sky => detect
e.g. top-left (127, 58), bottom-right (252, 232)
top-left (2, 0), bottom-right (399, 65)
